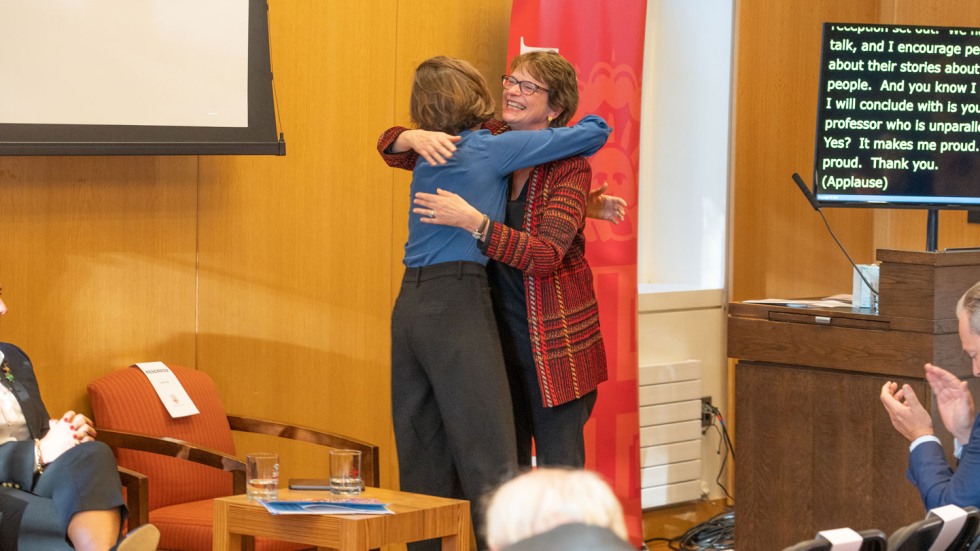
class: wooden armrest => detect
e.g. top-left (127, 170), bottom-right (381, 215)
top-left (116, 466), bottom-right (148, 529)
top-left (227, 414), bottom-right (380, 487)
top-left (96, 428), bottom-right (247, 494)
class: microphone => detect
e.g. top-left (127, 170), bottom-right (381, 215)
top-left (792, 172), bottom-right (821, 211)
top-left (790, 173), bottom-right (878, 297)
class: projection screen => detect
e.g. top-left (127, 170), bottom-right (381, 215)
top-left (0, 0), bottom-right (283, 155)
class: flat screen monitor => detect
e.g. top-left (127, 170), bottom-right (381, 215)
top-left (812, 22), bottom-right (980, 208)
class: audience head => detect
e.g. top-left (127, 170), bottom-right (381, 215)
top-left (957, 281), bottom-right (980, 334)
top-left (956, 281), bottom-right (980, 375)
top-left (483, 467), bottom-right (627, 550)
top-left (410, 56), bottom-right (495, 135)
top-left (507, 51), bottom-right (579, 128)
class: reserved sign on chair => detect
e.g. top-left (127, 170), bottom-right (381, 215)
top-left (133, 362), bottom-right (199, 418)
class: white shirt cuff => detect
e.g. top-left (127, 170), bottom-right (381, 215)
top-left (955, 438), bottom-right (964, 460)
top-left (910, 434), bottom-right (941, 453)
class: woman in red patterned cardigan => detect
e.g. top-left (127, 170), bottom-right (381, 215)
top-left (379, 51), bottom-right (624, 468)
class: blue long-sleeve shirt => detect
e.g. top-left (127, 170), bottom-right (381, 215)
top-left (403, 114), bottom-right (610, 268)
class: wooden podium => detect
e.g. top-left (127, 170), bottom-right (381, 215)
top-left (728, 249), bottom-right (980, 550)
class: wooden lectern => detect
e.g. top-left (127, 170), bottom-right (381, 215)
top-left (728, 249), bottom-right (980, 550)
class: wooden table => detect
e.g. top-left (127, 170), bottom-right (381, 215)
top-left (213, 487), bottom-right (471, 551)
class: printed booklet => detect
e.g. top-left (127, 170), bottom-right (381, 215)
top-left (259, 498), bottom-right (393, 515)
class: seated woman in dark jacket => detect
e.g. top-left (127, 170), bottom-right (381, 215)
top-left (0, 293), bottom-right (158, 551)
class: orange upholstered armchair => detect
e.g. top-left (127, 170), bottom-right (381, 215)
top-left (87, 365), bottom-right (379, 551)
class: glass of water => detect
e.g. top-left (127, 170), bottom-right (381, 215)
top-left (329, 449), bottom-right (363, 495)
top-left (246, 452), bottom-right (279, 499)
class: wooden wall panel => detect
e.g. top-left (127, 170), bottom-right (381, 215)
top-left (198, 0), bottom-right (402, 487)
top-left (0, 156), bottom-right (198, 414)
top-left (731, 0), bottom-right (879, 301)
top-left (733, 0), bottom-right (980, 301)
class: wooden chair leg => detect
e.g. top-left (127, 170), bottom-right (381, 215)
top-left (116, 467), bottom-right (148, 530)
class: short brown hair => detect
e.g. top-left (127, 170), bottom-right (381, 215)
top-left (410, 56), bottom-right (495, 135)
top-left (510, 51), bottom-right (579, 127)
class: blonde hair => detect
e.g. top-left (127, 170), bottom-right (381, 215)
top-left (484, 468), bottom-right (627, 550)
top-left (410, 56), bottom-right (495, 135)
top-left (509, 51), bottom-right (579, 128)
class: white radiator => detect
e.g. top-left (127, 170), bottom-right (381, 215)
top-left (639, 359), bottom-right (702, 509)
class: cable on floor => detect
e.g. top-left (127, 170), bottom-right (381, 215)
top-left (645, 510), bottom-right (735, 550)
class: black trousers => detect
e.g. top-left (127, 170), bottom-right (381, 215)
top-left (492, 278), bottom-right (597, 468)
top-left (391, 262), bottom-right (518, 551)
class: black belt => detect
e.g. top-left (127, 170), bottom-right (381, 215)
top-left (403, 261), bottom-right (486, 284)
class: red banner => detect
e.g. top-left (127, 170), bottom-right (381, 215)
top-left (508, 0), bottom-right (645, 544)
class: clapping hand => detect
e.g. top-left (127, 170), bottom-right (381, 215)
top-left (925, 363), bottom-right (975, 443)
top-left (880, 380), bottom-right (935, 442)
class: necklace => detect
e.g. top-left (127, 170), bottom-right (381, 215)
top-left (0, 363), bottom-right (13, 427)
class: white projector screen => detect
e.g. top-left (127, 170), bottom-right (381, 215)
top-left (0, 0), bottom-right (283, 156)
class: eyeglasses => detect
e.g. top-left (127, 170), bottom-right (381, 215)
top-left (502, 75), bottom-right (549, 96)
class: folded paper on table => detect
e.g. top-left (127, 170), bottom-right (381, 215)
top-left (259, 498), bottom-right (393, 515)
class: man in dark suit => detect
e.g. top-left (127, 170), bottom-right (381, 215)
top-left (881, 280), bottom-right (980, 509)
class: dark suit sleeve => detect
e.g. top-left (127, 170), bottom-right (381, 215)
top-left (908, 415), bottom-right (980, 509)
top-left (0, 343), bottom-right (51, 488)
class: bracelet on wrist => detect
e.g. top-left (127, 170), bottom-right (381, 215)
top-left (471, 214), bottom-right (490, 240)
top-left (34, 438), bottom-right (44, 474)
